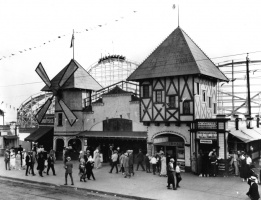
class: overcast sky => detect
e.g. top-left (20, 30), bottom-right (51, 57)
top-left (0, 0), bottom-right (261, 123)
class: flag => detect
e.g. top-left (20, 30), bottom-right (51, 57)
top-left (173, 4), bottom-right (175, 9)
top-left (1, 101), bottom-right (3, 104)
top-left (70, 33), bottom-right (74, 48)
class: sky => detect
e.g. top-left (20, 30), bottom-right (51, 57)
top-left (0, 0), bottom-right (261, 124)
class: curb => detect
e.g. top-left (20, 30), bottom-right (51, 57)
top-left (0, 175), bottom-right (154, 200)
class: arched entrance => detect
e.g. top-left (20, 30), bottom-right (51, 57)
top-left (153, 133), bottom-right (185, 171)
top-left (56, 138), bottom-right (64, 160)
top-left (68, 138), bottom-right (82, 160)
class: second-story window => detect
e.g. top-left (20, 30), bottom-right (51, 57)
top-left (58, 113), bottom-right (63, 126)
top-left (143, 85), bottom-right (150, 98)
top-left (196, 82), bottom-right (200, 95)
top-left (202, 90), bottom-right (206, 102)
top-left (183, 100), bottom-right (190, 114)
top-left (156, 90), bottom-right (162, 103)
top-left (209, 97), bottom-right (212, 108)
top-left (214, 103), bottom-right (217, 114)
top-left (169, 95), bottom-right (178, 108)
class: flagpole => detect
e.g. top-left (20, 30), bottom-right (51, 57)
top-left (73, 29), bottom-right (75, 60)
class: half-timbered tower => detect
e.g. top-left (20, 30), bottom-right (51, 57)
top-left (127, 27), bottom-right (228, 171)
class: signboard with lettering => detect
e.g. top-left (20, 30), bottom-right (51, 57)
top-left (197, 131), bottom-right (217, 139)
top-left (154, 137), bottom-right (168, 144)
top-left (198, 122), bottom-right (217, 129)
top-left (200, 140), bottom-right (212, 144)
top-left (41, 114), bottom-right (54, 125)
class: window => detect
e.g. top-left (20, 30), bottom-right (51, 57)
top-left (103, 118), bottom-right (132, 131)
top-left (169, 95), bottom-right (178, 108)
top-left (209, 97), bottom-right (212, 108)
top-left (214, 103), bottom-right (217, 114)
top-left (202, 90), bottom-right (206, 102)
top-left (183, 100), bottom-right (190, 114)
top-left (156, 90), bottom-right (162, 103)
top-left (143, 85), bottom-right (150, 98)
top-left (58, 113), bottom-right (63, 126)
top-left (196, 83), bottom-right (200, 95)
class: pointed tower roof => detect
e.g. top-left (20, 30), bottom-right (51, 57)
top-left (42, 59), bottom-right (102, 91)
top-left (127, 27), bottom-right (228, 82)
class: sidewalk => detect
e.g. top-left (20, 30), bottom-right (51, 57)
top-left (0, 158), bottom-right (254, 200)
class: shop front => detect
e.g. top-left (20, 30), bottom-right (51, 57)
top-left (153, 134), bottom-right (185, 172)
top-left (190, 118), bottom-right (230, 176)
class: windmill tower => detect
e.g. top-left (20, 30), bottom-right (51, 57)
top-left (35, 59), bottom-right (102, 155)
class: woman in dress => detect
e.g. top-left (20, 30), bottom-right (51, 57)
top-left (10, 149), bottom-right (16, 169)
top-left (15, 151), bottom-right (21, 170)
top-left (22, 149), bottom-right (27, 170)
top-left (93, 147), bottom-right (101, 169)
top-left (160, 153), bottom-right (167, 177)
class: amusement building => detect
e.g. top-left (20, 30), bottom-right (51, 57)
top-left (2, 26), bottom-right (261, 175)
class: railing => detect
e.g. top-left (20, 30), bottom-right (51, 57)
top-left (91, 81), bottom-right (139, 103)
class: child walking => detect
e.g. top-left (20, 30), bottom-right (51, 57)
top-left (176, 162), bottom-right (182, 188)
top-left (79, 158), bottom-right (86, 182)
top-left (64, 157), bottom-right (74, 185)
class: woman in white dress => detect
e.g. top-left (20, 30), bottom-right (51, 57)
top-left (160, 154), bottom-right (167, 177)
top-left (93, 147), bottom-right (101, 169)
top-left (15, 151), bottom-right (21, 170)
top-left (22, 149), bottom-right (27, 170)
top-left (10, 149), bottom-right (16, 169)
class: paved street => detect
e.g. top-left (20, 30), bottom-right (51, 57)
top-left (0, 158), bottom-right (258, 200)
top-left (0, 177), bottom-right (131, 200)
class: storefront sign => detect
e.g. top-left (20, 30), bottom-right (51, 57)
top-left (154, 137), bottom-right (168, 144)
top-left (200, 140), bottom-right (212, 144)
top-left (197, 131), bottom-right (217, 139)
top-left (164, 142), bottom-right (184, 146)
top-left (198, 122), bottom-right (217, 129)
top-left (41, 114), bottom-right (54, 125)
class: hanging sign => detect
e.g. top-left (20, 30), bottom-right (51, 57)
top-left (200, 140), bottom-right (213, 144)
top-left (198, 122), bottom-right (217, 129)
top-left (197, 131), bottom-right (217, 139)
top-left (154, 137), bottom-right (168, 144)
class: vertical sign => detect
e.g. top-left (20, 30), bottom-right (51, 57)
top-left (219, 133), bottom-right (225, 159)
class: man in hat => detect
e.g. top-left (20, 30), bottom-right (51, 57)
top-left (64, 157), bottom-right (74, 185)
top-left (109, 150), bottom-right (119, 173)
top-left (167, 158), bottom-right (177, 190)
top-left (18, 145), bottom-right (23, 167)
top-left (4, 149), bottom-right (10, 170)
top-left (136, 149), bottom-right (145, 171)
top-left (128, 150), bottom-right (134, 176)
top-left (25, 151), bottom-right (35, 176)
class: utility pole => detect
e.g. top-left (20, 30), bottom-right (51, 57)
top-left (246, 54), bottom-right (251, 116)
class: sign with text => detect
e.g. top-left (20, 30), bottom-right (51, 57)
top-left (41, 114), bottom-right (54, 125)
top-left (198, 122), bottom-right (217, 129)
top-left (154, 137), bottom-right (168, 144)
top-left (200, 140), bottom-right (212, 144)
top-left (197, 131), bottom-right (217, 139)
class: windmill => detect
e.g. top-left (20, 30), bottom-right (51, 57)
top-left (35, 62), bottom-right (78, 126)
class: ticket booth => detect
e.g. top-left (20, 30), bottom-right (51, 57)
top-left (190, 118), bottom-right (230, 176)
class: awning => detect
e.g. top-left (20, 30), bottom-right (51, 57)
top-left (3, 135), bottom-right (18, 139)
top-left (77, 131), bottom-right (147, 140)
top-left (25, 126), bottom-right (53, 142)
top-left (229, 127), bottom-right (261, 143)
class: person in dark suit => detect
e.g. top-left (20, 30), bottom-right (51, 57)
top-left (128, 150), bottom-right (134, 176)
top-left (167, 158), bottom-right (177, 190)
top-left (37, 153), bottom-right (45, 177)
top-left (18, 145), bottom-right (23, 167)
top-left (86, 157), bottom-right (96, 180)
top-left (145, 154), bottom-right (151, 173)
top-left (136, 149), bottom-right (145, 171)
top-left (25, 151), bottom-right (35, 176)
top-left (47, 154), bottom-right (56, 176)
top-left (64, 157), bottom-right (74, 185)
top-left (108, 146), bottom-right (114, 166)
top-left (246, 176), bottom-right (260, 200)
top-left (4, 149), bottom-right (10, 170)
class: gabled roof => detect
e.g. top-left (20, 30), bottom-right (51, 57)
top-left (102, 85), bottom-right (132, 96)
top-left (127, 27), bottom-right (228, 82)
top-left (42, 59), bottom-right (102, 92)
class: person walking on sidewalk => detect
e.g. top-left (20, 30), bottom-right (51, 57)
top-left (246, 176), bottom-right (260, 200)
top-left (160, 153), bottom-right (167, 177)
top-left (37, 153), bottom-right (45, 177)
top-left (128, 150), bottom-right (134, 176)
top-left (136, 149), bottom-right (145, 171)
top-left (119, 151), bottom-right (125, 174)
top-left (145, 154), bottom-right (151, 173)
top-left (64, 157), bottom-right (74, 185)
top-left (150, 155), bottom-right (157, 175)
top-left (109, 150), bottom-right (119, 173)
top-left (79, 158), bottom-right (86, 182)
top-left (86, 156), bottom-right (96, 180)
top-left (25, 151), bottom-right (35, 176)
top-left (167, 158), bottom-right (177, 190)
top-left (123, 152), bottom-right (130, 178)
top-left (175, 162), bottom-right (182, 188)
top-left (47, 153), bottom-right (56, 176)
top-left (4, 149), bottom-right (10, 170)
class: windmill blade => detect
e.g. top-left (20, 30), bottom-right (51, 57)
top-left (35, 97), bottom-right (53, 124)
top-left (58, 62), bottom-right (78, 88)
top-left (58, 99), bottom-right (77, 126)
top-left (35, 62), bottom-right (52, 88)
